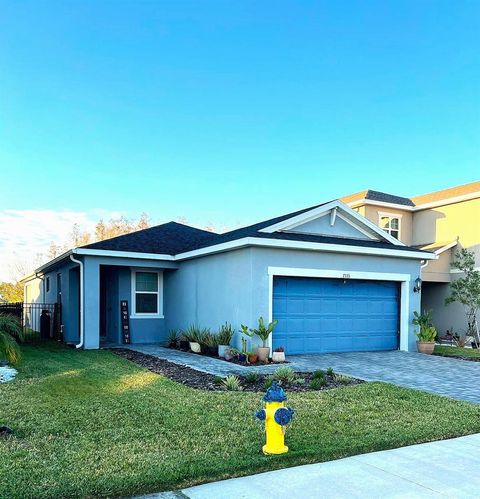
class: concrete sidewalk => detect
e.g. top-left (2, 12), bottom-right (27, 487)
top-left (140, 434), bottom-right (480, 498)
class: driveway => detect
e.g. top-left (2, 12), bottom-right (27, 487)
top-left (125, 345), bottom-right (480, 404)
top-left (141, 433), bottom-right (480, 498)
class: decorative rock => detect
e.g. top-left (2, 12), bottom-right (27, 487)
top-left (0, 366), bottom-right (18, 383)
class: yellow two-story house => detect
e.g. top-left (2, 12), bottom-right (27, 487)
top-left (342, 181), bottom-right (480, 337)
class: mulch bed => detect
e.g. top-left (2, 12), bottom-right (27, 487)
top-left (113, 349), bottom-right (363, 392)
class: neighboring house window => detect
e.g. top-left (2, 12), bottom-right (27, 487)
top-left (46, 277), bottom-right (50, 293)
top-left (379, 214), bottom-right (401, 239)
top-left (131, 270), bottom-right (163, 317)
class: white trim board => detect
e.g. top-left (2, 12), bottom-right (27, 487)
top-left (267, 266), bottom-right (411, 352)
top-left (175, 237), bottom-right (437, 261)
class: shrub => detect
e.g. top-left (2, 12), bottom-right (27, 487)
top-left (335, 374), bottom-right (352, 384)
top-left (183, 325), bottom-right (203, 343)
top-left (202, 330), bottom-right (218, 347)
top-left (273, 366), bottom-right (296, 385)
top-left (294, 377), bottom-right (306, 385)
top-left (326, 367), bottom-right (334, 376)
top-left (222, 375), bottom-right (242, 391)
top-left (213, 376), bottom-right (223, 385)
top-left (245, 372), bottom-right (259, 384)
top-left (218, 323), bottom-right (235, 345)
top-left (263, 377), bottom-right (273, 390)
top-left (0, 314), bottom-right (24, 364)
top-left (167, 329), bottom-right (179, 348)
top-left (310, 377), bottom-right (327, 390)
top-left (313, 369), bottom-right (325, 380)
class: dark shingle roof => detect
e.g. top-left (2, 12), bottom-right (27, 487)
top-left (364, 190), bottom-right (415, 206)
top-left (80, 200), bottom-right (431, 257)
top-left (82, 222), bottom-right (219, 254)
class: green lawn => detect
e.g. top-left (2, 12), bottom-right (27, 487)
top-left (434, 345), bottom-right (480, 360)
top-left (2, 344), bottom-right (480, 498)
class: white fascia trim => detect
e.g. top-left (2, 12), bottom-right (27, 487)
top-left (348, 199), bottom-right (414, 211)
top-left (259, 200), bottom-right (342, 233)
top-left (434, 240), bottom-right (458, 255)
top-left (414, 191), bottom-right (480, 211)
top-left (175, 236), bottom-right (438, 260)
top-left (74, 248), bottom-right (175, 261)
top-left (258, 200), bottom-right (404, 246)
top-left (336, 212), bottom-right (380, 240)
top-left (267, 266), bottom-right (411, 352)
top-left (378, 211), bottom-right (404, 219)
top-left (348, 191), bottom-right (480, 212)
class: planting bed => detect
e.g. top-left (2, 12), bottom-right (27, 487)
top-left (113, 349), bottom-right (362, 392)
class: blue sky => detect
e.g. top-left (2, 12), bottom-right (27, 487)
top-left (0, 1), bottom-right (479, 278)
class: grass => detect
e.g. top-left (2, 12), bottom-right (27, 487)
top-left (2, 344), bottom-right (480, 498)
top-left (434, 345), bottom-right (480, 360)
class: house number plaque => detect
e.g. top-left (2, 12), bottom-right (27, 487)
top-left (120, 300), bottom-right (131, 344)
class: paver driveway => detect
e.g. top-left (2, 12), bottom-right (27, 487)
top-left (125, 345), bottom-right (480, 404)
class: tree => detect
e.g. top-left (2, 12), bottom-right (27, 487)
top-left (0, 282), bottom-right (24, 302)
top-left (70, 223), bottom-right (91, 247)
top-left (445, 249), bottom-right (480, 344)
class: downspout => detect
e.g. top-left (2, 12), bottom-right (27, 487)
top-left (70, 253), bottom-right (84, 349)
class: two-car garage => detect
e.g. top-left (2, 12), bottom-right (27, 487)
top-left (272, 275), bottom-right (400, 354)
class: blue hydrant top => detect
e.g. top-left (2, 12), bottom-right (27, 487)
top-left (263, 381), bottom-right (287, 402)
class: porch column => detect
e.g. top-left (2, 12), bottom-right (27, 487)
top-left (83, 258), bottom-right (100, 349)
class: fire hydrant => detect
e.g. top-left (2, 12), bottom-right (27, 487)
top-left (255, 381), bottom-right (294, 455)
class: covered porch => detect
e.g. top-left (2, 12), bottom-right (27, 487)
top-left (76, 255), bottom-right (179, 349)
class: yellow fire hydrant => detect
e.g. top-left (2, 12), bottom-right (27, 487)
top-left (255, 381), bottom-right (294, 455)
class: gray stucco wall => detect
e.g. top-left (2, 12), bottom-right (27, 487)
top-left (422, 279), bottom-right (467, 337)
top-left (287, 215), bottom-right (371, 239)
top-left (165, 247), bottom-right (423, 352)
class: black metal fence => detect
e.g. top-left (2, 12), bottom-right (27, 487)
top-left (0, 302), bottom-right (62, 343)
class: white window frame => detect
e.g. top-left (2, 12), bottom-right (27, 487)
top-left (130, 269), bottom-right (164, 319)
top-left (378, 212), bottom-right (402, 240)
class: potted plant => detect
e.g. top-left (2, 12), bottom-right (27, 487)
top-left (217, 323), bottom-right (234, 358)
top-left (413, 310), bottom-right (437, 354)
top-left (272, 346), bottom-right (285, 363)
top-left (179, 334), bottom-right (189, 351)
top-left (224, 347), bottom-right (238, 361)
top-left (238, 351), bottom-right (247, 363)
top-left (242, 317), bottom-right (278, 362)
top-left (247, 351), bottom-right (258, 363)
top-left (203, 330), bottom-right (219, 356)
top-left (184, 325), bottom-right (202, 353)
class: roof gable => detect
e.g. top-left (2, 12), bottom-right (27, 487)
top-left (257, 200), bottom-right (404, 246)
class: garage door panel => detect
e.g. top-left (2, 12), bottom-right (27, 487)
top-left (272, 277), bottom-right (399, 354)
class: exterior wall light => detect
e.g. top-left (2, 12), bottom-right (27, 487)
top-left (413, 277), bottom-right (422, 293)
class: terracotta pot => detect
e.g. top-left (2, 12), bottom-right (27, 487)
top-left (257, 347), bottom-right (270, 362)
top-left (189, 341), bottom-right (201, 353)
top-left (416, 341), bottom-right (435, 355)
top-left (272, 351), bottom-right (285, 363)
top-left (248, 354), bottom-right (258, 364)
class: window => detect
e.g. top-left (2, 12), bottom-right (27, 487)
top-left (46, 277), bottom-right (50, 293)
top-left (132, 271), bottom-right (163, 317)
top-left (379, 214), bottom-right (401, 239)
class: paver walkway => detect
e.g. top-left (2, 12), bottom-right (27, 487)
top-left (139, 433), bottom-right (480, 498)
top-left (125, 344), bottom-right (480, 403)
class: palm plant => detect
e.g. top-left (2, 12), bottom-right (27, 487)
top-left (243, 317), bottom-right (278, 347)
top-left (0, 314), bottom-right (24, 364)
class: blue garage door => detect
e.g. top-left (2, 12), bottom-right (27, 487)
top-left (272, 277), bottom-right (399, 354)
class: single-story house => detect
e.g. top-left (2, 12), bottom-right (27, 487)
top-left (23, 200), bottom-right (436, 354)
